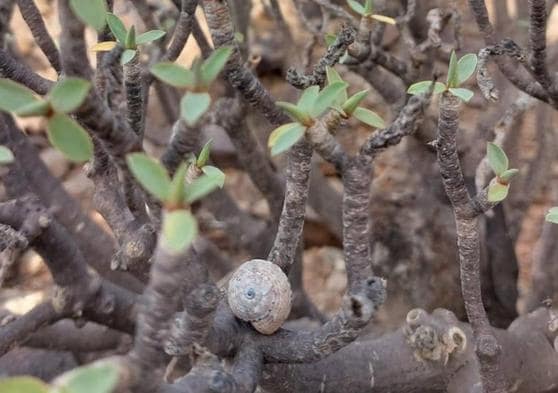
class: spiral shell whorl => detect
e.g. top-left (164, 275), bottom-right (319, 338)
top-left (227, 259), bottom-right (292, 335)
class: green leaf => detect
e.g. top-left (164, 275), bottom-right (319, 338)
top-left (268, 122), bottom-right (306, 156)
top-left (353, 107), bottom-right (384, 128)
top-left (46, 114), bottom-right (93, 163)
top-left (297, 86), bottom-right (320, 114)
top-left (150, 62), bottom-right (196, 88)
top-left (0, 376), bottom-right (49, 393)
top-left (201, 165), bottom-right (226, 187)
top-left (364, 0), bottom-right (374, 14)
top-left (499, 168), bottom-right (519, 182)
top-left (136, 29), bottom-right (166, 45)
top-left (121, 49), bottom-right (137, 65)
top-left (324, 33), bottom-right (336, 46)
top-left (184, 167), bottom-right (226, 203)
top-left (126, 153), bottom-right (171, 201)
top-left (14, 100), bottom-right (50, 117)
top-left (487, 178), bottom-right (509, 202)
top-left (448, 87), bottom-right (474, 102)
top-left (48, 78), bottom-right (91, 113)
top-left (310, 81), bottom-right (348, 118)
top-left (456, 53), bottom-right (478, 85)
top-left (168, 162), bottom-right (188, 207)
top-left (90, 41), bottom-right (118, 51)
top-left (325, 67), bottom-right (348, 104)
top-left (342, 89), bottom-right (368, 115)
top-left (487, 142), bottom-right (508, 176)
top-left (276, 101), bottom-right (312, 125)
top-left (196, 139), bottom-right (212, 167)
top-left (161, 210), bottom-right (198, 253)
top-left (446, 51), bottom-right (459, 88)
top-left (370, 14), bottom-right (396, 24)
top-left (0, 78), bottom-right (39, 112)
top-left (106, 13), bottom-right (127, 44)
top-left (347, 0), bottom-right (365, 15)
top-left (180, 92), bottom-right (211, 126)
top-left (69, 0), bottom-right (107, 31)
top-left (545, 207), bottom-right (558, 224)
top-left (201, 46), bottom-right (233, 85)
top-left (234, 32), bottom-right (245, 43)
top-left (125, 25), bottom-right (136, 49)
top-left (53, 364), bottom-right (117, 393)
top-left (0, 145), bottom-right (14, 165)
top-left (406, 80), bottom-right (446, 95)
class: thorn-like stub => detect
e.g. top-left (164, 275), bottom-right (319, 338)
top-left (476, 334), bottom-right (501, 360)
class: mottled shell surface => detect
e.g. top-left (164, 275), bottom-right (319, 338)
top-left (227, 259), bottom-right (292, 335)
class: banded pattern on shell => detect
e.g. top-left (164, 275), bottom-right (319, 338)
top-left (227, 259), bottom-right (292, 335)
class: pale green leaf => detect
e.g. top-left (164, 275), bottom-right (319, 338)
top-left (120, 49), bottom-right (137, 65)
top-left (185, 168), bottom-right (226, 203)
top-left (448, 87), bottom-right (474, 102)
top-left (90, 41), bottom-right (117, 51)
top-left (46, 114), bottom-right (93, 163)
top-left (456, 53), bottom-right (478, 85)
top-left (353, 107), bottom-right (384, 128)
top-left (407, 80), bottom-right (446, 95)
top-left (180, 92), bottom-right (211, 126)
top-left (201, 165), bottom-right (225, 187)
top-left (201, 47), bottom-right (233, 85)
top-left (48, 78), bottom-right (91, 113)
top-left (297, 86), bottom-right (320, 114)
top-left (499, 168), bottom-right (519, 182)
top-left (324, 33), bottom-right (336, 46)
top-left (167, 162), bottom-right (188, 207)
top-left (487, 179), bottom-right (509, 202)
top-left (161, 210), bottom-right (198, 253)
top-left (0, 78), bottom-right (39, 112)
top-left (325, 66), bottom-right (347, 104)
top-left (14, 100), bottom-right (50, 117)
top-left (364, 0), bottom-right (374, 14)
top-left (69, 0), bottom-right (107, 31)
top-left (53, 364), bottom-right (117, 393)
top-left (370, 14), bottom-right (396, 24)
top-left (196, 139), bottom-right (212, 167)
top-left (150, 62), bottom-right (196, 88)
top-left (0, 145), bottom-right (14, 165)
top-left (446, 51), bottom-right (459, 88)
top-left (310, 81), bottom-right (348, 118)
top-left (126, 153), bottom-right (171, 201)
top-left (545, 207), bottom-right (558, 224)
top-left (106, 13), bottom-right (127, 44)
top-left (268, 122), bottom-right (306, 156)
top-left (0, 376), bottom-right (49, 393)
top-left (347, 0), bottom-right (365, 15)
top-left (487, 142), bottom-right (508, 175)
top-left (342, 89), bottom-right (368, 115)
top-left (125, 25), bottom-right (136, 49)
top-left (136, 30), bottom-right (166, 45)
top-left (276, 101), bottom-right (311, 124)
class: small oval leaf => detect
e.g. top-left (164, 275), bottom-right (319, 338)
top-left (150, 62), bottom-right (196, 88)
top-left (545, 207), bottom-right (558, 224)
top-left (446, 51), bottom-right (459, 88)
top-left (407, 81), bottom-right (446, 95)
top-left (125, 25), bottom-right (136, 49)
top-left (136, 30), bottom-right (166, 45)
top-left (201, 46), bottom-right (233, 85)
top-left (106, 13), bottom-right (127, 44)
top-left (353, 107), bottom-right (385, 128)
top-left (0, 376), bottom-right (49, 393)
top-left (448, 87), bottom-right (474, 102)
top-left (342, 89), bottom-right (369, 115)
top-left (268, 122), bottom-right (306, 156)
top-left (180, 92), bottom-right (211, 126)
top-left (185, 167), bottom-right (226, 203)
top-left (487, 178), bottom-right (509, 202)
top-left (487, 142), bottom-right (508, 176)
top-left (46, 114), bottom-right (93, 162)
top-left (499, 168), bottom-right (519, 182)
top-left (0, 145), bottom-right (14, 165)
top-left (276, 101), bottom-right (311, 125)
top-left (347, 0), bottom-right (365, 15)
top-left (311, 81), bottom-right (348, 118)
top-left (0, 78), bottom-right (39, 112)
top-left (48, 77), bottom-right (91, 113)
top-left (69, 0), bottom-right (107, 31)
top-left (457, 53), bottom-right (478, 85)
top-left (120, 49), bottom-right (137, 65)
top-left (162, 210), bottom-right (198, 253)
top-left (14, 100), bottom-right (50, 117)
top-left (53, 363), bottom-right (117, 393)
top-left (196, 139), bottom-right (212, 167)
top-left (297, 86), bottom-right (320, 114)
top-left (126, 153), bottom-right (171, 201)
top-left (167, 162), bottom-right (188, 207)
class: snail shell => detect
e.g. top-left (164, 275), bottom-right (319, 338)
top-left (227, 259), bottom-right (292, 335)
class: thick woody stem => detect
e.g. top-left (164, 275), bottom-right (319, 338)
top-left (57, 0), bottom-right (93, 79)
top-left (267, 141), bottom-right (313, 271)
top-left (124, 55), bottom-right (146, 138)
top-left (16, 0), bottom-right (61, 73)
top-left (436, 92), bottom-right (506, 392)
top-left (528, 0), bottom-right (553, 92)
top-left (0, 48), bottom-right (53, 94)
top-left (162, 119), bottom-right (200, 175)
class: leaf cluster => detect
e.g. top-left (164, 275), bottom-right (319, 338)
top-left (486, 142), bottom-right (519, 202)
top-left (346, 0), bottom-right (396, 24)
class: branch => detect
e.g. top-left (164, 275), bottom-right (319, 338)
top-left (528, 0), bottom-right (553, 92)
top-left (0, 47), bottom-right (53, 94)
